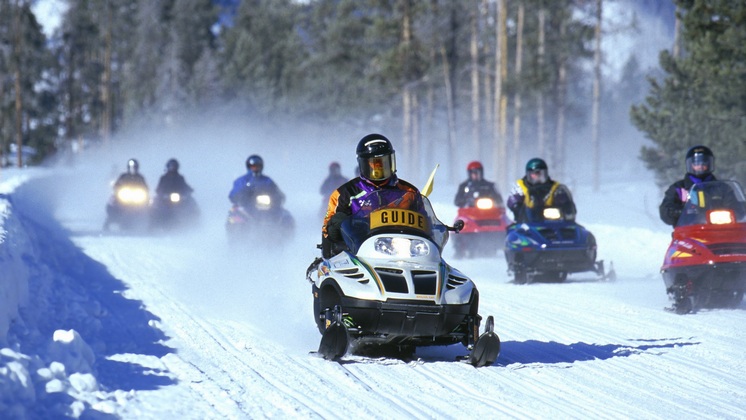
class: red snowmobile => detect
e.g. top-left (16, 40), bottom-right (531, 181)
top-left (452, 192), bottom-right (510, 258)
top-left (661, 180), bottom-right (746, 314)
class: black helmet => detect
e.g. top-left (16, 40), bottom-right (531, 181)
top-left (246, 154), bottom-right (263, 176)
top-left (166, 158), bottom-right (179, 172)
top-left (525, 158), bottom-right (548, 185)
top-left (127, 158), bottom-right (139, 175)
top-left (685, 145), bottom-right (714, 177)
top-left (356, 133), bottom-right (396, 182)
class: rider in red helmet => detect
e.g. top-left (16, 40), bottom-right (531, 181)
top-left (454, 161), bottom-right (503, 208)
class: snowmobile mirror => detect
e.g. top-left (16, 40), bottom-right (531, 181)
top-left (450, 219), bottom-right (465, 232)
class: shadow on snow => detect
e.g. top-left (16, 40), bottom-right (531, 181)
top-left (8, 177), bottom-right (176, 392)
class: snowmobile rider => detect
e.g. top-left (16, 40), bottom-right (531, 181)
top-left (321, 133), bottom-right (425, 258)
top-left (320, 162), bottom-right (349, 200)
top-left (454, 161), bottom-right (504, 207)
top-left (156, 158), bottom-right (193, 197)
top-left (104, 158), bottom-right (149, 230)
top-left (113, 158), bottom-right (148, 190)
top-left (659, 145), bottom-right (717, 226)
top-left (506, 158), bottom-right (576, 223)
top-left (229, 154), bottom-right (286, 210)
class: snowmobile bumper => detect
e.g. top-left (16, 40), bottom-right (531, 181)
top-left (323, 288), bottom-right (478, 346)
top-left (506, 247), bottom-right (596, 274)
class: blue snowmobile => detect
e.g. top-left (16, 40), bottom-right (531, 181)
top-left (504, 206), bottom-right (613, 284)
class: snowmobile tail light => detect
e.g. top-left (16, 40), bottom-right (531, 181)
top-left (543, 208), bottom-right (561, 220)
top-left (256, 194), bottom-right (271, 210)
top-left (709, 209), bottom-right (734, 225)
top-left (476, 198), bottom-right (494, 210)
top-left (117, 187), bottom-right (148, 204)
top-left (374, 237), bottom-right (430, 257)
top-left (169, 193), bottom-right (181, 203)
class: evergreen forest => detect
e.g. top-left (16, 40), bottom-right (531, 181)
top-left (0, 0), bottom-right (743, 187)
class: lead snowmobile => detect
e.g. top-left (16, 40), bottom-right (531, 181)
top-left (661, 180), bottom-right (746, 314)
top-left (306, 188), bottom-right (500, 367)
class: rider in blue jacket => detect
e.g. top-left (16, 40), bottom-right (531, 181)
top-left (229, 155), bottom-right (285, 210)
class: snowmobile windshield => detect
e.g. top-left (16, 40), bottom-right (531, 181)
top-left (340, 189), bottom-right (449, 254)
top-left (677, 180), bottom-right (746, 227)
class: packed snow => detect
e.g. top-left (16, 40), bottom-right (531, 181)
top-left (1, 124), bottom-right (745, 419)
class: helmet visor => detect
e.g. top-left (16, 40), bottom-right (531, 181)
top-left (686, 153), bottom-right (714, 176)
top-left (359, 154), bottom-right (395, 181)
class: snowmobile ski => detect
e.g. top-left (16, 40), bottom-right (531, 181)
top-left (317, 305), bottom-right (349, 360)
top-left (468, 316), bottom-right (500, 367)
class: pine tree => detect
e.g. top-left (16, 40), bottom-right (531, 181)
top-left (631, 0), bottom-right (746, 186)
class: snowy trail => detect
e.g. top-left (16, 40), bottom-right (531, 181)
top-left (7, 170), bottom-right (745, 418)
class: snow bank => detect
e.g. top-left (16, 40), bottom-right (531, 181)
top-left (0, 170), bottom-right (119, 418)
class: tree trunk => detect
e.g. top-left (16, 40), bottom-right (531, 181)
top-left (470, 0), bottom-right (480, 158)
top-left (101, 4), bottom-right (113, 146)
top-left (493, 0), bottom-right (508, 187)
top-left (13, 0), bottom-right (23, 168)
top-left (537, 8), bottom-right (546, 157)
top-left (512, 2), bottom-right (524, 179)
top-left (591, 0), bottom-right (602, 191)
top-left (481, 0), bottom-right (493, 160)
top-left (555, 19), bottom-right (567, 180)
top-left (441, 44), bottom-right (457, 182)
top-left (673, 4), bottom-right (681, 58)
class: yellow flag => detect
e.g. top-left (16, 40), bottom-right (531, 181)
top-left (422, 164), bottom-right (439, 197)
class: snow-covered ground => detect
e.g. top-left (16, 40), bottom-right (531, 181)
top-left (2, 134), bottom-right (746, 418)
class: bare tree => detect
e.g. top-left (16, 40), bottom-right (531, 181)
top-left (537, 7), bottom-right (546, 157)
top-left (470, 0), bottom-right (480, 156)
top-left (591, 0), bottom-right (602, 191)
top-left (511, 1), bottom-right (525, 179)
top-left (493, 0), bottom-right (508, 186)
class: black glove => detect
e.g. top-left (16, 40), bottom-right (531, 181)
top-left (666, 206), bottom-right (682, 223)
top-left (326, 213), bottom-right (348, 242)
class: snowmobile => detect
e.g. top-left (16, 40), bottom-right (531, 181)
top-left (103, 181), bottom-right (150, 232)
top-left (660, 180), bottom-right (746, 314)
top-left (225, 185), bottom-right (294, 244)
top-left (149, 190), bottom-right (200, 232)
top-left (452, 192), bottom-right (510, 258)
top-left (306, 189), bottom-right (500, 367)
top-left (504, 206), bottom-right (611, 284)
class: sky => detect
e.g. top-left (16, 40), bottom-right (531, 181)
top-left (1, 116), bottom-right (746, 417)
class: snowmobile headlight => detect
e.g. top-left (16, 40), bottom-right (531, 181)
top-left (543, 207), bottom-right (561, 220)
top-left (117, 187), bottom-right (148, 204)
top-left (709, 209), bottom-right (734, 225)
top-left (476, 198), bottom-right (494, 209)
top-left (256, 194), bottom-right (271, 210)
top-left (169, 192), bottom-right (181, 203)
top-left (374, 237), bottom-right (430, 257)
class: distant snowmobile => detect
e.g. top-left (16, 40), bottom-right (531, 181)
top-left (504, 205), bottom-right (613, 284)
top-left (225, 183), bottom-right (294, 244)
top-left (149, 190), bottom-right (199, 232)
top-left (306, 189), bottom-right (500, 367)
top-left (660, 180), bottom-right (746, 314)
top-left (104, 180), bottom-right (150, 232)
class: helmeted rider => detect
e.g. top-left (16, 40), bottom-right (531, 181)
top-left (156, 158), bottom-right (193, 197)
top-left (454, 161), bottom-right (504, 207)
top-left (659, 145), bottom-right (717, 226)
top-left (104, 158), bottom-right (149, 230)
top-left (321, 133), bottom-right (424, 258)
top-left (320, 162), bottom-right (349, 201)
top-left (113, 158), bottom-right (148, 189)
top-left (229, 154), bottom-right (285, 210)
top-left (506, 158), bottom-right (576, 223)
